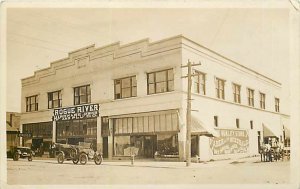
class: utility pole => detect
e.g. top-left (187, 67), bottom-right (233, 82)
top-left (181, 59), bottom-right (201, 167)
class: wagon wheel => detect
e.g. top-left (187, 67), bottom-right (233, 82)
top-left (13, 153), bottom-right (19, 161)
top-left (79, 153), bottom-right (88, 165)
top-left (57, 153), bottom-right (64, 164)
top-left (94, 154), bottom-right (103, 165)
top-left (72, 158), bottom-right (79, 164)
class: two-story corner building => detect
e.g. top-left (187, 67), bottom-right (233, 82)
top-left (20, 35), bottom-right (290, 161)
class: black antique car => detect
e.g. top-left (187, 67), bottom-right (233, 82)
top-left (55, 142), bottom-right (103, 165)
top-left (7, 146), bottom-right (34, 161)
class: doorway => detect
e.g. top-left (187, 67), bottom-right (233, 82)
top-left (103, 137), bottom-right (108, 158)
top-left (191, 135), bottom-right (199, 157)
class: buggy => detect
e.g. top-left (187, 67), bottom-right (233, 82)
top-left (55, 142), bottom-right (103, 165)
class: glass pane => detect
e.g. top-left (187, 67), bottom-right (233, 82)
top-left (148, 116), bottom-right (154, 132)
top-left (133, 117), bottom-right (138, 133)
top-left (166, 114), bottom-right (172, 131)
top-left (171, 113), bottom-right (178, 131)
top-left (138, 117), bottom-right (144, 133)
top-left (168, 81), bottom-right (174, 91)
top-left (156, 71), bottom-right (166, 82)
top-left (80, 86), bottom-right (86, 95)
top-left (122, 118), bottom-right (128, 133)
top-left (118, 119), bottom-right (122, 134)
top-left (154, 115), bottom-right (160, 132)
top-left (148, 73), bottom-right (154, 83)
top-left (74, 97), bottom-right (79, 105)
top-left (143, 116), bottom-right (149, 132)
top-left (87, 94), bottom-right (91, 103)
top-left (74, 88), bottom-right (79, 96)
top-left (53, 100), bottom-right (59, 108)
top-left (157, 134), bottom-right (178, 156)
top-left (160, 114), bottom-right (166, 131)
top-left (127, 118), bottom-right (133, 133)
top-left (132, 87), bottom-right (137, 97)
top-left (115, 83), bottom-right (120, 94)
top-left (87, 85), bottom-right (91, 95)
top-left (122, 88), bottom-right (131, 98)
top-left (132, 76), bottom-right (137, 86)
top-left (53, 92), bottom-right (58, 100)
top-left (148, 84), bottom-right (155, 94)
top-left (156, 82), bottom-right (167, 93)
top-left (114, 136), bottom-right (130, 156)
top-left (81, 95), bottom-right (87, 104)
top-left (122, 78), bottom-right (131, 88)
top-left (167, 69), bottom-right (174, 80)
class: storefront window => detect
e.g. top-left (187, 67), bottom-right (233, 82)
top-left (114, 136), bottom-right (131, 156)
top-left (156, 134), bottom-right (178, 156)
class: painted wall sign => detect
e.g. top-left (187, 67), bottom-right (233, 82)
top-left (53, 104), bottom-right (99, 121)
top-left (17, 132), bottom-right (32, 138)
top-left (209, 129), bottom-right (249, 155)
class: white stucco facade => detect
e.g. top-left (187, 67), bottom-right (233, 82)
top-left (20, 35), bottom-right (289, 161)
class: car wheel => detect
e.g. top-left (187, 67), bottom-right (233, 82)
top-left (79, 153), bottom-right (88, 165)
top-left (13, 153), bottom-right (19, 161)
top-left (28, 154), bottom-right (33, 161)
top-left (94, 154), bottom-right (103, 165)
top-left (57, 153), bottom-right (64, 164)
top-left (72, 158), bottom-right (79, 164)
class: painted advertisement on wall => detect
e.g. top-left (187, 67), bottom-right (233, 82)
top-left (209, 129), bottom-right (249, 155)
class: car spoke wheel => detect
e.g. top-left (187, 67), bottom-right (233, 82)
top-left (94, 154), bottom-right (103, 165)
top-left (72, 158), bottom-right (79, 164)
top-left (28, 154), bottom-right (33, 161)
top-left (79, 153), bottom-right (88, 165)
top-left (57, 153), bottom-right (64, 164)
top-left (13, 153), bottom-right (19, 161)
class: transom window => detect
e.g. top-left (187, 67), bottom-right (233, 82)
top-left (275, 98), bottom-right (280, 112)
top-left (48, 90), bottom-right (62, 109)
top-left (215, 78), bottom-right (225, 99)
top-left (74, 85), bottom-right (91, 105)
top-left (26, 95), bottom-right (38, 112)
top-left (260, 93), bottom-right (266, 109)
top-left (194, 71), bottom-right (206, 95)
top-left (114, 76), bottom-right (137, 99)
top-left (147, 69), bottom-right (174, 95)
top-left (247, 88), bottom-right (255, 107)
top-left (232, 83), bottom-right (241, 103)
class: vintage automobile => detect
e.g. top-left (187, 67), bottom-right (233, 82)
top-left (8, 146), bottom-right (34, 161)
top-left (55, 142), bottom-right (103, 165)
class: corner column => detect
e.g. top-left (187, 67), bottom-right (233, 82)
top-left (108, 118), bottom-right (113, 159)
top-left (52, 121), bottom-right (56, 143)
top-left (96, 116), bottom-right (103, 152)
top-left (178, 109), bottom-right (186, 161)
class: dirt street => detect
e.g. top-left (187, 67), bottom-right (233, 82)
top-left (7, 157), bottom-right (290, 185)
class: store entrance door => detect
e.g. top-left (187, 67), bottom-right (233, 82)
top-left (103, 137), bottom-right (108, 158)
top-left (144, 136), bottom-right (156, 158)
top-left (67, 137), bottom-right (84, 145)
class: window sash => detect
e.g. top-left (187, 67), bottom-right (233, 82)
top-left (74, 85), bottom-right (91, 105)
top-left (26, 95), bottom-right (38, 112)
top-left (114, 76), bottom-right (137, 99)
top-left (48, 91), bottom-right (62, 109)
top-left (147, 69), bottom-right (174, 95)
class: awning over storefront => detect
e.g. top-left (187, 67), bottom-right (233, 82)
top-left (191, 112), bottom-right (220, 137)
top-left (6, 123), bottom-right (19, 133)
top-left (283, 125), bottom-right (290, 139)
top-left (262, 123), bottom-right (276, 137)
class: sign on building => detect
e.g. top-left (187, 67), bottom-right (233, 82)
top-left (53, 104), bottom-right (99, 121)
top-left (209, 129), bottom-right (249, 155)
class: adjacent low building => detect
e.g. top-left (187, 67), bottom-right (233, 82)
top-left (20, 35), bottom-right (290, 161)
top-left (6, 112), bottom-right (21, 154)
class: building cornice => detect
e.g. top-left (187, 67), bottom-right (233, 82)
top-left (21, 35), bottom-right (281, 88)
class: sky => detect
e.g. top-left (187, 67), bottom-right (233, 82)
top-left (6, 6), bottom-right (292, 113)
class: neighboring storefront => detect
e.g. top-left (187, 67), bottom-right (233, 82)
top-left (111, 110), bottom-right (179, 159)
top-left (22, 122), bottom-right (52, 156)
top-left (53, 103), bottom-right (99, 146)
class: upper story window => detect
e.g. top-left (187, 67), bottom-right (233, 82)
top-left (194, 71), bottom-right (206, 95)
top-left (147, 68), bottom-right (174, 95)
top-left (232, 83), bottom-right (241, 103)
top-left (214, 116), bottom-right (218, 127)
top-left (247, 88), bottom-right (254, 107)
top-left (215, 78), bottom-right (225, 100)
top-left (74, 85), bottom-right (91, 105)
top-left (275, 98), bottom-right (280, 112)
top-left (236, 119), bottom-right (240, 129)
top-left (114, 76), bottom-right (137, 99)
top-left (48, 90), bottom-right (62, 109)
top-left (26, 95), bottom-right (38, 112)
top-left (260, 92), bottom-right (266, 109)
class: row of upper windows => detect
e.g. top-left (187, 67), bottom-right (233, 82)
top-left (25, 68), bottom-right (280, 113)
top-left (194, 71), bottom-right (280, 112)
